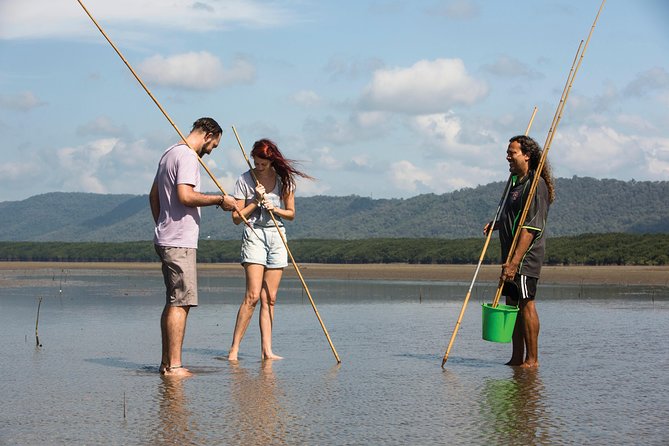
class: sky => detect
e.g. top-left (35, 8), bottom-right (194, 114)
top-left (1, 0), bottom-right (668, 202)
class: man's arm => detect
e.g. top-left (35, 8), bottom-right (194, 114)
top-left (149, 180), bottom-right (160, 224)
top-left (501, 228), bottom-right (535, 281)
top-left (176, 183), bottom-right (236, 210)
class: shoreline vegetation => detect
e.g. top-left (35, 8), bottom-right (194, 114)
top-left (1, 234), bottom-right (668, 267)
top-left (1, 261), bottom-right (667, 287)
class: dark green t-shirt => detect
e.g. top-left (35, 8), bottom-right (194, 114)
top-left (498, 172), bottom-right (549, 278)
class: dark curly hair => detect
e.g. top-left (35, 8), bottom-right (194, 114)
top-left (191, 117), bottom-right (222, 137)
top-left (509, 135), bottom-right (555, 203)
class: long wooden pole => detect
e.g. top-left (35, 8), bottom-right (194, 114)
top-left (441, 107), bottom-right (537, 367)
top-left (232, 126), bottom-right (341, 364)
top-left (489, 41), bottom-right (581, 308)
top-left (491, 0), bottom-right (606, 308)
top-left (75, 0), bottom-right (258, 236)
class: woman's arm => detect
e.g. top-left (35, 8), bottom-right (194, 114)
top-left (232, 195), bottom-right (271, 225)
top-left (264, 191), bottom-right (295, 221)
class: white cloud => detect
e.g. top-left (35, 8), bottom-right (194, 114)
top-left (0, 0), bottom-right (295, 40)
top-left (311, 146), bottom-right (343, 171)
top-left (389, 160), bottom-right (431, 192)
top-left (554, 126), bottom-right (631, 176)
top-left (138, 52), bottom-right (255, 90)
top-left (623, 67), bottom-right (669, 97)
top-left (76, 116), bottom-right (127, 137)
top-left (291, 90), bottom-right (322, 107)
top-left (389, 158), bottom-right (499, 195)
top-left (303, 112), bottom-right (392, 146)
top-left (0, 91), bottom-right (46, 111)
top-left (346, 155), bottom-right (372, 171)
top-left (554, 125), bottom-right (669, 180)
top-left (412, 113), bottom-right (463, 149)
top-left (294, 176), bottom-right (329, 196)
top-left (361, 58), bottom-right (488, 114)
top-left (0, 160), bottom-right (38, 180)
top-left (354, 111), bottom-right (388, 128)
top-left (410, 112), bottom-right (490, 158)
top-left (430, 161), bottom-right (497, 191)
top-left (615, 114), bottom-right (656, 132)
top-left (324, 56), bottom-right (385, 81)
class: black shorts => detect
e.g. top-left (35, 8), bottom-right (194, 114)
top-left (502, 274), bottom-right (538, 303)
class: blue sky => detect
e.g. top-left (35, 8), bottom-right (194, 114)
top-left (1, 0), bottom-right (668, 202)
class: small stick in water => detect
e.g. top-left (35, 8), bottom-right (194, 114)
top-left (35, 297), bottom-right (43, 348)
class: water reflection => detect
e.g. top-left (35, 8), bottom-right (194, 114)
top-left (229, 361), bottom-right (287, 445)
top-left (154, 376), bottom-right (203, 445)
top-left (480, 368), bottom-right (551, 445)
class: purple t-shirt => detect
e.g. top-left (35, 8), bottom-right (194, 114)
top-left (153, 144), bottom-right (201, 249)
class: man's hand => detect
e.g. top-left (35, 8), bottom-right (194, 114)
top-left (221, 195), bottom-right (238, 212)
top-left (483, 221), bottom-right (495, 236)
top-left (501, 261), bottom-right (519, 282)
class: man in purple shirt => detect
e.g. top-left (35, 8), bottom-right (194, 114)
top-left (149, 117), bottom-right (237, 377)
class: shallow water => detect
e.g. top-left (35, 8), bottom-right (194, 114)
top-left (1, 267), bottom-right (668, 445)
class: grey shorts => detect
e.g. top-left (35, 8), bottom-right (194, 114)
top-left (503, 274), bottom-right (537, 303)
top-left (241, 225), bottom-right (288, 269)
top-left (155, 245), bottom-right (198, 307)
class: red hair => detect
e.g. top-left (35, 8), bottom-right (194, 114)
top-left (251, 139), bottom-right (313, 197)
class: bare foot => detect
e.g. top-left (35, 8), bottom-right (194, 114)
top-left (519, 360), bottom-right (539, 368)
top-left (262, 353), bottom-right (284, 360)
top-left (505, 359), bottom-right (524, 366)
top-left (162, 365), bottom-right (193, 377)
top-left (227, 351), bottom-right (239, 361)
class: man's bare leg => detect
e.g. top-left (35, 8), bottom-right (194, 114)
top-left (520, 300), bottom-right (540, 368)
top-left (505, 296), bottom-right (524, 366)
top-left (161, 305), bottom-right (193, 377)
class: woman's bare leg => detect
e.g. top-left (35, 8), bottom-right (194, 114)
top-left (228, 263), bottom-right (264, 361)
top-left (259, 268), bottom-right (284, 360)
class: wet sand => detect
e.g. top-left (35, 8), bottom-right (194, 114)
top-left (1, 261), bottom-right (667, 286)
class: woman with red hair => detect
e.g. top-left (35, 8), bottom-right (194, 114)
top-left (228, 138), bottom-right (312, 361)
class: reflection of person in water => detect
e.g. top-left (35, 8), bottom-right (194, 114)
top-left (155, 376), bottom-right (203, 445)
top-left (480, 369), bottom-right (550, 444)
top-left (229, 361), bottom-right (287, 444)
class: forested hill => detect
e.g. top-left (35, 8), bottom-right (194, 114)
top-left (1, 177), bottom-right (667, 242)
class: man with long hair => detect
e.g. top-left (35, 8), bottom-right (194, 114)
top-left (491, 135), bottom-right (554, 368)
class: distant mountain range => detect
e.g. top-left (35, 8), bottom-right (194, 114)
top-left (1, 176), bottom-right (667, 242)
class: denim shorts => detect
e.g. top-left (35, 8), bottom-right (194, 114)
top-left (154, 245), bottom-right (198, 307)
top-left (241, 225), bottom-right (288, 269)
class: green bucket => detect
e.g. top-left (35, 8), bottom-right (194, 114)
top-left (481, 303), bottom-right (519, 343)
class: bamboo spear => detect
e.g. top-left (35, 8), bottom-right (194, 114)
top-left (441, 108), bottom-right (537, 367)
top-left (491, 0), bottom-right (606, 308)
top-left (75, 0), bottom-right (258, 237)
top-left (232, 126), bottom-right (341, 364)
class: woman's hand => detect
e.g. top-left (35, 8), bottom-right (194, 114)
top-left (254, 184), bottom-right (266, 200)
top-left (263, 199), bottom-right (275, 211)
